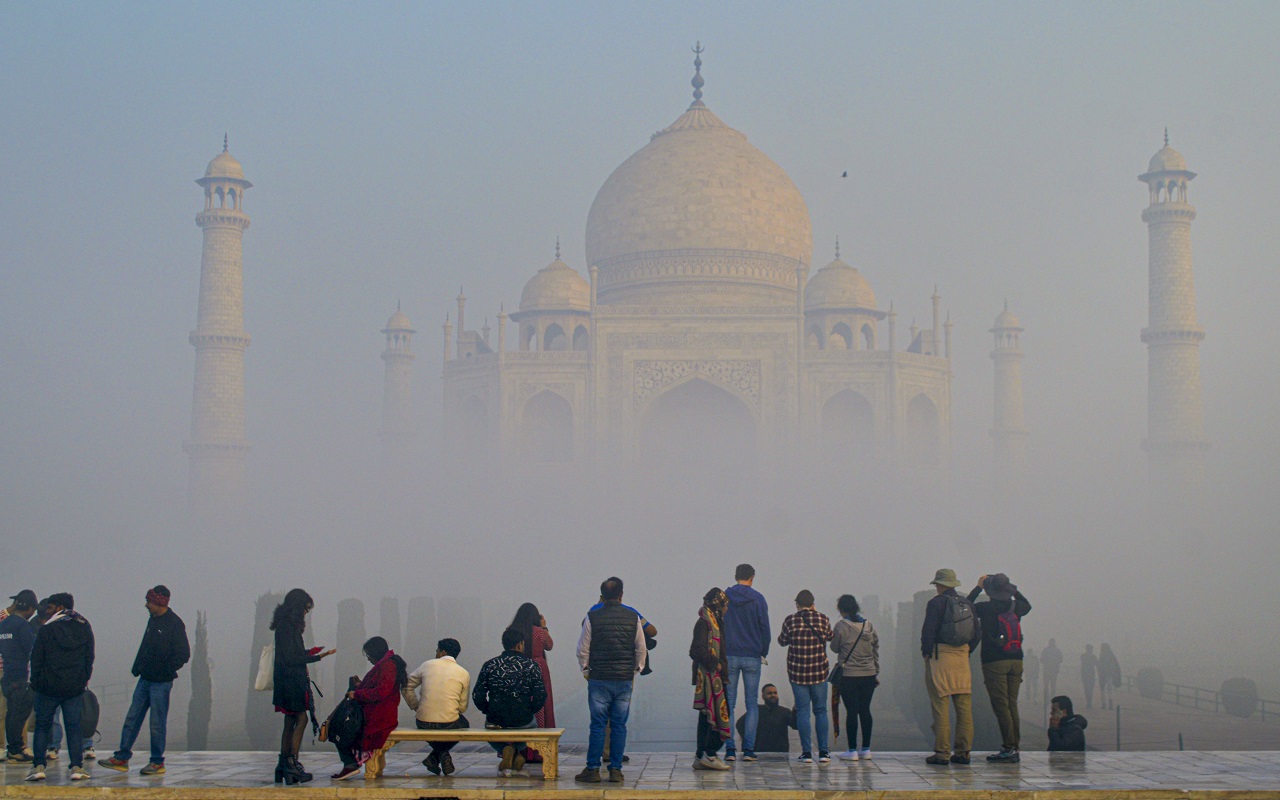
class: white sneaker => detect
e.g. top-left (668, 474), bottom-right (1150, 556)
top-left (25, 766), bottom-right (46, 781)
top-left (858, 748), bottom-right (872, 760)
top-left (45, 749), bottom-right (58, 761)
top-left (837, 749), bottom-right (859, 761)
top-left (692, 757), bottom-right (710, 770)
top-left (70, 765), bottom-right (91, 780)
top-left (706, 756), bottom-right (730, 771)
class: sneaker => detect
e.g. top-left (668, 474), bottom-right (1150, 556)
top-left (723, 749), bottom-right (736, 762)
top-left (25, 766), bottom-right (46, 781)
top-left (140, 763), bottom-right (166, 775)
top-left (330, 764), bottom-right (360, 781)
top-left (798, 752), bottom-right (814, 764)
top-left (858, 748), bottom-right (873, 760)
top-left (422, 751), bottom-right (441, 775)
top-left (69, 765), bottom-right (91, 780)
top-left (705, 757), bottom-right (730, 771)
top-left (818, 751), bottom-right (831, 763)
top-left (440, 752), bottom-right (455, 776)
top-left (607, 768), bottom-right (624, 783)
top-left (950, 753), bottom-right (971, 765)
top-left (692, 757), bottom-right (711, 770)
top-left (837, 749), bottom-right (859, 761)
top-left (741, 750), bottom-right (757, 762)
top-left (45, 749), bottom-right (58, 761)
top-left (6, 751), bottom-right (33, 764)
top-left (925, 754), bottom-right (950, 766)
top-left (98, 757), bottom-right (129, 772)
top-left (574, 767), bottom-right (601, 783)
top-left (83, 748), bottom-right (97, 760)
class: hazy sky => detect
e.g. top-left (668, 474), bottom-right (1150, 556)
top-left (4, 1), bottom-right (1280, 735)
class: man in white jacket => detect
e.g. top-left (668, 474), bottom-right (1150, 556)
top-left (402, 638), bottom-right (470, 776)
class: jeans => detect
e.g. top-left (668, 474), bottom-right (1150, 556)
top-left (791, 682), bottom-right (829, 755)
top-left (113, 678), bottom-right (173, 765)
top-left (981, 660), bottom-right (1023, 750)
top-left (417, 715), bottom-right (469, 754)
top-left (47, 711), bottom-right (91, 754)
top-left (586, 680), bottom-right (632, 770)
top-left (32, 692), bottom-right (83, 768)
top-left (2, 680), bottom-right (35, 755)
top-left (724, 655), bottom-right (762, 752)
top-left (837, 675), bottom-right (876, 749)
top-left (485, 720), bottom-right (535, 754)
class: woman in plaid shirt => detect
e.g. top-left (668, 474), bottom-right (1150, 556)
top-left (776, 590), bottom-right (833, 763)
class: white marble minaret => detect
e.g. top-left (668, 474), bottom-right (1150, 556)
top-left (990, 302), bottom-right (1027, 487)
top-left (380, 304), bottom-right (416, 471)
top-left (185, 137), bottom-right (252, 516)
top-left (1139, 132), bottom-right (1208, 513)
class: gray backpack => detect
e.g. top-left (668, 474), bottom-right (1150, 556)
top-left (937, 595), bottom-right (976, 647)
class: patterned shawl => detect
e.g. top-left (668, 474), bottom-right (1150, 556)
top-left (692, 606), bottom-right (730, 741)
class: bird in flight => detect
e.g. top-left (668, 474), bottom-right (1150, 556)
top-left (841, 171), bottom-right (848, 178)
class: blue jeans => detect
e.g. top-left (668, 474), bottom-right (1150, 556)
top-left (47, 712), bottom-right (91, 755)
top-left (791, 682), bottom-right (829, 755)
top-left (586, 680), bottom-right (632, 770)
top-left (724, 655), bottom-right (762, 752)
top-left (32, 692), bottom-right (83, 768)
top-left (113, 678), bottom-right (172, 765)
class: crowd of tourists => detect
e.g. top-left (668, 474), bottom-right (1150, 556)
top-left (0, 567), bottom-right (1090, 784)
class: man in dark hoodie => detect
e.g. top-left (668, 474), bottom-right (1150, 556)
top-left (26, 593), bottom-right (94, 782)
top-left (98, 586), bottom-right (190, 776)
top-left (472, 627), bottom-right (546, 776)
top-left (1047, 695), bottom-right (1087, 751)
top-left (0, 590), bottom-right (38, 763)
top-left (722, 563), bottom-right (770, 762)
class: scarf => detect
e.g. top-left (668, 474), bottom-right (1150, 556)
top-left (692, 606), bottom-right (730, 741)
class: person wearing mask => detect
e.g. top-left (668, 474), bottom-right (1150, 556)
top-left (575, 577), bottom-right (646, 784)
top-left (1041, 639), bottom-right (1063, 697)
top-left (920, 569), bottom-right (980, 767)
top-left (1097, 644), bottom-right (1121, 710)
top-left (830, 595), bottom-right (879, 761)
top-left (1047, 695), bottom-right (1087, 751)
top-left (966, 574), bottom-right (1031, 764)
top-left (402, 638), bottom-right (470, 776)
top-left (0, 591), bottom-right (38, 764)
top-left (737, 684), bottom-right (797, 753)
top-left (98, 586), bottom-right (191, 776)
top-left (26, 593), bottom-right (94, 783)
top-left (472, 627), bottom-right (547, 776)
top-left (689, 588), bottom-right (730, 771)
top-left (510, 603), bottom-right (553, 763)
top-left (1080, 645), bottom-right (1098, 710)
top-left (721, 564), bottom-right (769, 762)
top-left (777, 590), bottom-right (833, 764)
top-left (330, 637), bottom-right (407, 781)
top-left (270, 589), bottom-right (336, 785)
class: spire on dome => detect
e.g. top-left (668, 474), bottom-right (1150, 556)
top-left (690, 42), bottom-right (705, 107)
top-left (1164, 127), bottom-right (1169, 147)
top-left (555, 236), bottom-right (561, 260)
top-left (223, 133), bottom-right (228, 153)
top-left (834, 237), bottom-right (840, 260)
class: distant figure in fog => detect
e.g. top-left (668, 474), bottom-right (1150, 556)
top-left (1097, 644), bottom-right (1120, 710)
top-left (722, 563), bottom-right (770, 763)
top-left (777, 589), bottom-right (833, 764)
top-left (830, 594), bottom-right (878, 761)
top-left (689, 588), bottom-right (730, 770)
top-left (1047, 695), bottom-right (1087, 751)
top-left (402, 638), bottom-right (470, 776)
top-left (967, 574), bottom-right (1031, 764)
top-left (510, 603), bottom-right (553, 763)
top-left (330, 636), bottom-right (407, 781)
top-left (270, 589), bottom-right (336, 786)
top-left (738, 684), bottom-right (797, 753)
top-left (1024, 648), bottom-right (1040, 698)
top-left (1079, 645), bottom-right (1097, 709)
top-left (1040, 639), bottom-right (1062, 697)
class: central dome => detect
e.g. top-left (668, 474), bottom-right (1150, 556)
top-left (586, 86), bottom-right (812, 306)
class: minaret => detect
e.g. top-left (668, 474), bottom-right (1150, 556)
top-left (990, 301), bottom-right (1027, 486)
top-left (1139, 132), bottom-right (1208, 514)
top-left (185, 137), bottom-right (252, 517)
top-left (381, 303), bottom-right (416, 471)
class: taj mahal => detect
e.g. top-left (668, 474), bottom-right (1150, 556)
top-left (183, 50), bottom-right (1209, 520)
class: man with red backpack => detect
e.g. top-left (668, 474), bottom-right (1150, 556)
top-left (967, 574), bottom-right (1031, 764)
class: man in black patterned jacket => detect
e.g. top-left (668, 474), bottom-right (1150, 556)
top-left (472, 627), bottom-right (546, 775)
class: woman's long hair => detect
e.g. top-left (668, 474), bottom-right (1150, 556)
top-left (270, 588), bottom-right (313, 633)
top-left (510, 602), bottom-right (541, 656)
top-left (362, 636), bottom-right (409, 690)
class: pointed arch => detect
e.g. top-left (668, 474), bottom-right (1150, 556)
top-left (906, 393), bottom-right (939, 466)
top-left (572, 324), bottom-right (589, 351)
top-left (861, 323), bottom-right (875, 350)
top-left (821, 390), bottom-right (875, 455)
top-left (638, 377), bottom-right (756, 471)
top-left (522, 390), bottom-right (573, 463)
top-left (543, 323), bottom-right (567, 351)
top-left (830, 322), bottom-right (853, 350)
top-left (807, 324), bottom-right (825, 350)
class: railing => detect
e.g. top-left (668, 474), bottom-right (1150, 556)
top-left (1120, 674), bottom-right (1279, 723)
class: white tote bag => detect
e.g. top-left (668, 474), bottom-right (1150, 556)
top-left (254, 644), bottom-right (275, 691)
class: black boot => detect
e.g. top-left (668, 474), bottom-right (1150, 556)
top-left (274, 754), bottom-right (289, 783)
top-left (289, 756), bottom-right (313, 783)
top-left (279, 756), bottom-right (312, 785)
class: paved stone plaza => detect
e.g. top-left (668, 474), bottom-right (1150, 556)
top-left (3, 748), bottom-right (1280, 797)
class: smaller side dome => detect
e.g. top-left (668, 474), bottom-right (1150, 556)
top-left (385, 308), bottom-right (413, 331)
top-left (1147, 145), bottom-right (1187, 174)
top-left (205, 150), bottom-right (246, 180)
top-left (519, 257), bottom-right (590, 312)
top-left (992, 304), bottom-right (1022, 331)
top-left (805, 257), bottom-right (876, 310)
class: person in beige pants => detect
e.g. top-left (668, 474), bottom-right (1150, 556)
top-left (919, 569), bottom-right (979, 765)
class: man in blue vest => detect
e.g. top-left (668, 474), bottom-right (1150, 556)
top-left (574, 577), bottom-right (645, 784)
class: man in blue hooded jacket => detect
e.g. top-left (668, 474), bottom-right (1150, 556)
top-left (721, 564), bottom-right (770, 761)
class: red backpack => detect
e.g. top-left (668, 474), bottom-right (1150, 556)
top-left (995, 606), bottom-right (1023, 655)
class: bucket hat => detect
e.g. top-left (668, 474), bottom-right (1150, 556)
top-left (983, 573), bottom-right (1017, 601)
top-left (930, 568), bottom-right (961, 588)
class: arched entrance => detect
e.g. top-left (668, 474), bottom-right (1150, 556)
top-left (522, 391), bottom-right (573, 463)
top-left (821, 390), bottom-right (875, 457)
top-left (905, 394), bottom-right (939, 466)
top-left (637, 378), bottom-right (756, 474)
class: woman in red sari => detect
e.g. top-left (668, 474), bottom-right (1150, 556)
top-left (330, 637), bottom-right (407, 780)
top-left (512, 603), bottom-right (553, 762)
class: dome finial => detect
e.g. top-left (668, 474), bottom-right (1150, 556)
top-left (1164, 127), bottom-right (1169, 148)
top-left (834, 237), bottom-right (840, 260)
top-left (223, 133), bottom-right (228, 153)
top-left (690, 42), bottom-right (705, 105)
top-left (555, 236), bottom-right (561, 260)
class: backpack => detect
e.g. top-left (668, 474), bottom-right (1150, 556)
top-left (320, 697), bottom-right (363, 749)
top-left (80, 689), bottom-right (100, 741)
top-left (937, 594), bottom-right (976, 647)
top-left (995, 606), bottom-right (1023, 655)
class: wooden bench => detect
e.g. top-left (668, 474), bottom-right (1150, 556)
top-left (365, 727), bottom-right (564, 780)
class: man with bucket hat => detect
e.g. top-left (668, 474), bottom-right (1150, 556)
top-left (919, 569), bottom-right (980, 766)
top-left (967, 574), bottom-right (1031, 763)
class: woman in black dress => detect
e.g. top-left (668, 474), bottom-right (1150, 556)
top-left (271, 589), bottom-right (335, 784)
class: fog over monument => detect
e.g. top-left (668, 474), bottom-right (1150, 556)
top-left (2, 3), bottom-right (1279, 752)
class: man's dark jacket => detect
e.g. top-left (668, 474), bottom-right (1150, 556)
top-left (131, 609), bottom-right (191, 683)
top-left (0, 614), bottom-right (36, 683)
top-left (1047, 714), bottom-right (1087, 751)
top-left (472, 650), bottom-right (546, 728)
top-left (587, 602), bottom-right (640, 682)
top-left (965, 587), bottom-right (1032, 664)
top-left (736, 703), bottom-right (797, 752)
top-left (30, 612), bottom-right (95, 699)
